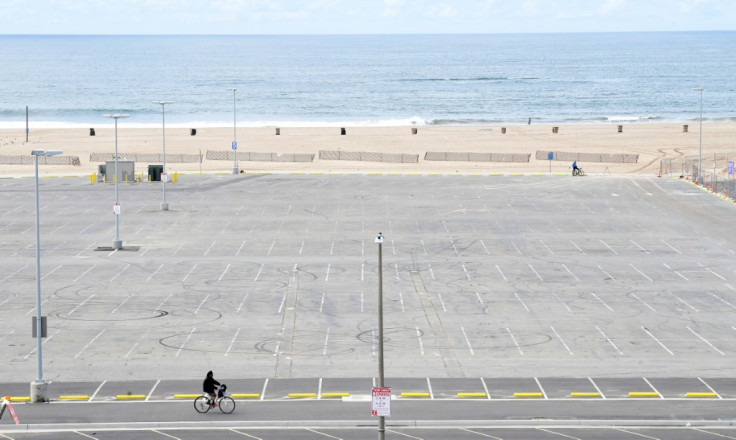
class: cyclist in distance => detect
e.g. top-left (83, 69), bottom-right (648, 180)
top-left (203, 371), bottom-right (221, 407)
top-left (572, 161), bottom-right (579, 174)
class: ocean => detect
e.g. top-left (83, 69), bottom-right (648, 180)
top-left (1, 32), bottom-right (734, 128)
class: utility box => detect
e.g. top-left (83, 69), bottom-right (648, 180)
top-left (148, 164), bottom-right (163, 182)
top-left (105, 160), bottom-right (135, 183)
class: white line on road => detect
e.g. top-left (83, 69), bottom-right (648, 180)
top-left (539, 239), bottom-right (554, 255)
top-left (125, 333), bottom-right (146, 358)
top-left (175, 327), bottom-right (196, 357)
top-left (528, 264), bottom-right (543, 282)
top-left (218, 263), bottom-right (231, 281)
top-left (325, 264), bottom-right (331, 282)
top-left (562, 264), bottom-right (580, 282)
top-left (416, 327), bottom-right (424, 355)
top-left (438, 294), bottom-right (447, 312)
top-left (495, 264), bottom-right (507, 282)
top-left (630, 264), bottom-right (653, 282)
top-left (667, 290), bottom-right (698, 312)
top-left (480, 239), bottom-right (490, 254)
top-left (146, 264), bottom-right (163, 282)
top-left (507, 327), bottom-right (523, 355)
top-left (688, 326), bottom-right (725, 355)
top-left (110, 263), bottom-right (130, 282)
top-left (226, 328), bottom-right (241, 357)
top-left (591, 292), bottom-right (613, 312)
top-left (660, 239), bottom-right (682, 254)
top-left (460, 326), bottom-right (475, 355)
top-left (596, 326), bottom-right (624, 355)
top-left (598, 265), bottom-right (615, 280)
top-left (600, 239), bottom-right (618, 255)
top-left (146, 379), bottom-right (161, 402)
top-left (461, 263), bottom-right (471, 281)
top-left (0, 265), bottom-right (28, 283)
top-left (182, 263), bottom-right (198, 282)
top-left (236, 240), bottom-right (247, 256)
top-left (89, 380), bottom-right (107, 402)
top-left (631, 293), bottom-right (656, 312)
top-left (642, 326), bottom-right (674, 356)
top-left (195, 293), bottom-right (211, 314)
top-left (663, 263), bottom-right (689, 281)
top-left (699, 262), bottom-right (727, 280)
top-left (68, 294), bottom-right (96, 316)
top-left (570, 240), bottom-right (585, 254)
top-left (630, 239), bottom-right (649, 253)
top-left (74, 329), bottom-right (106, 359)
top-left (110, 295), bottom-right (132, 314)
top-left (551, 326), bottom-right (573, 355)
top-left (514, 292), bottom-right (530, 312)
top-left (708, 292), bottom-right (736, 310)
top-left (552, 292), bottom-right (573, 312)
top-left (203, 240), bottom-right (216, 256)
top-left (41, 264), bottom-right (62, 281)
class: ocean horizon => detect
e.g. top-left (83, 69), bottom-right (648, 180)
top-left (2, 32), bottom-right (735, 128)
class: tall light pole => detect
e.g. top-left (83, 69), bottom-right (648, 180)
top-left (375, 232), bottom-right (385, 440)
top-left (30, 149), bottom-right (62, 403)
top-left (153, 101), bottom-right (173, 210)
top-left (227, 88), bottom-right (238, 175)
top-left (693, 87), bottom-right (704, 184)
top-left (103, 113), bottom-right (129, 249)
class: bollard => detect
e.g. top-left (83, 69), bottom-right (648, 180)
top-left (411, 128), bottom-right (417, 135)
top-left (501, 127), bottom-right (506, 134)
top-left (552, 126), bottom-right (559, 134)
top-left (683, 124), bottom-right (688, 133)
top-left (89, 128), bottom-right (95, 136)
top-left (340, 127), bottom-right (346, 135)
top-left (190, 128), bottom-right (197, 136)
top-left (275, 128), bottom-right (280, 135)
top-left (617, 125), bottom-right (623, 133)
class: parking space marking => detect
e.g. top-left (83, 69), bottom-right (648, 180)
top-left (709, 292), bottom-right (736, 310)
top-left (89, 380), bottom-right (106, 401)
top-left (642, 327), bottom-right (674, 356)
top-left (632, 293), bottom-right (656, 312)
top-left (514, 292), bottom-right (530, 312)
top-left (551, 326), bottom-right (573, 355)
top-left (588, 378), bottom-right (607, 399)
top-left (267, 240), bottom-right (276, 256)
top-left (226, 328), bottom-right (241, 357)
top-left (23, 329), bottom-right (58, 360)
top-left (663, 263), bottom-right (689, 281)
top-left (539, 239), bottom-right (554, 255)
top-left (109, 263), bottom-right (130, 282)
top-left (153, 429), bottom-right (182, 439)
top-left (570, 240), bottom-right (585, 254)
top-left (175, 327), bottom-right (196, 357)
top-left (495, 264), bottom-right (507, 282)
top-left (236, 240), bottom-right (247, 256)
top-left (461, 263), bottom-right (471, 281)
top-left (698, 378), bottom-right (723, 399)
top-left (667, 291), bottom-right (698, 312)
top-left (659, 239), bottom-right (682, 254)
top-left (416, 327), bottom-right (424, 356)
top-left (147, 264), bottom-right (163, 282)
top-left (437, 294), bottom-right (447, 312)
top-left (323, 327), bottom-right (330, 355)
top-left (552, 292), bottom-right (573, 313)
top-left (539, 428), bottom-right (580, 439)
top-left (596, 326), bottom-right (624, 356)
top-left (700, 263), bottom-right (727, 280)
top-left (631, 240), bottom-right (649, 254)
top-left (480, 239), bottom-right (490, 254)
top-left (219, 264), bottom-right (231, 281)
top-left (68, 294), bottom-right (96, 315)
top-left (125, 333), bottom-right (146, 358)
top-left (74, 329), bottom-right (106, 359)
top-left (562, 264), bottom-right (579, 282)
top-left (600, 239), bottom-right (618, 255)
top-left (598, 265), bottom-right (615, 280)
top-left (687, 326), bottom-right (725, 355)
top-left (534, 377), bottom-right (548, 399)
top-left (642, 378), bottom-right (664, 399)
top-left (428, 264), bottom-right (436, 281)
top-left (591, 292), bottom-right (613, 312)
top-left (41, 264), bottom-right (62, 280)
top-left (461, 326), bottom-right (474, 355)
top-left (203, 240), bottom-right (216, 256)
top-left (630, 264), bottom-right (653, 282)
top-left (194, 293), bottom-right (212, 314)
top-left (1, 265), bottom-right (28, 283)
top-left (507, 327), bottom-right (523, 355)
top-left (110, 295), bottom-right (132, 314)
top-left (528, 264), bottom-right (543, 281)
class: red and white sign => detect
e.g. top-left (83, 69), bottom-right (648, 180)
top-left (371, 387), bottom-right (391, 417)
top-left (113, 203), bottom-right (121, 215)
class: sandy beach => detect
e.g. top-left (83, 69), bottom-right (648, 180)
top-left (1, 122), bottom-right (735, 177)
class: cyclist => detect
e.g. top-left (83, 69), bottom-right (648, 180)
top-left (202, 370), bottom-right (221, 407)
top-left (572, 161), bottom-right (580, 175)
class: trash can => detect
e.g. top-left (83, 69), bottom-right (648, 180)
top-left (340, 127), bottom-right (346, 135)
top-left (190, 128), bottom-right (197, 136)
top-left (97, 164), bottom-right (106, 182)
top-left (148, 164), bottom-right (163, 182)
top-left (90, 128), bottom-right (95, 136)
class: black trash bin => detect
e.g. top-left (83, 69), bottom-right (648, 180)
top-left (148, 165), bottom-right (163, 182)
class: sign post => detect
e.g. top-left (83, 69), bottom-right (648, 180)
top-left (547, 152), bottom-right (554, 174)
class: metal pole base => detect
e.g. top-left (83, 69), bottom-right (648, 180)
top-left (160, 202), bottom-right (169, 211)
top-left (112, 239), bottom-right (123, 250)
top-left (231, 167), bottom-right (239, 175)
top-left (30, 380), bottom-right (48, 403)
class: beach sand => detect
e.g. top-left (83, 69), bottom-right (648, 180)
top-left (1, 123), bottom-right (734, 177)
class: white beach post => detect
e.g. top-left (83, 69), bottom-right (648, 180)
top-left (693, 87), bottom-right (704, 185)
top-left (227, 88), bottom-right (238, 174)
top-left (153, 100), bottom-right (173, 210)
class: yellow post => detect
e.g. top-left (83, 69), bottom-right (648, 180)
top-left (90, 173), bottom-right (96, 183)
top-left (173, 172), bottom-right (178, 183)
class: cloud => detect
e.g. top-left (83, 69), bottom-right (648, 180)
top-left (427, 4), bottom-right (457, 18)
top-left (600, 0), bottom-right (626, 14)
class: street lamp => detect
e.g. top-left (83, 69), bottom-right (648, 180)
top-left (30, 149), bottom-right (62, 403)
top-left (375, 232), bottom-right (385, 440)
top-left (152, 101), bottom-right (173, 211)
top-left (693, 87), bottom-right (703, 184)
top-left (102, 113), bottom-right (130, 249)
top-left (227, 88), bottom-right (239, 175)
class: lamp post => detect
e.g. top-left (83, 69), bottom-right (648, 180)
top-left (103, 113), bottom-right (129, 249)
top-left (227, 88), bottom-right (238, 175)
top-left (375, 232), bottom-right (385, 440)
top-left (153, 101), bottom-right (173, 210)
top-left (693, 87), bottom-right (703, 184)
top-left (30, 149), bottom-right (62, 403)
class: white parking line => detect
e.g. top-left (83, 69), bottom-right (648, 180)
top-left (596, 326), bottom-right (624, 356)
top-left (514, 292), bottom-right (530, 312)
top-left (660, 238), bottom-right (682, 254)
top-left (688, 326), bottom-right (725, 355)
top-left (110, 295), bottom-right (132, 314)
top-left (125, 333), bottom-right (146, 358)
top-left (0, 265), bottom-right (28, 283)
top-left (642, 327), bottom-right (674, 356)
top-left (663, 263), bottom-right (689, 281)
top-left (325, 264), bottom-right (331, 282)
top-left (226, 328), bottom-right (241, 357)
top-left (642, 377), bottom-right (664, 399)
top-left (40, 264), bottom-right (62, 281)
top-left (507, 327), bottom-right (524, 355)
top-left (588, 377), bottom-right (607, 399)
top-left (398, 292), bottom-right (405, 312)
top-left (235, 240), bottom-right (247, 256)
top-left (598, 265), bottom-right (615, 280)
top-left (534, 377), bottom-right (549, 399)
top-left (203, 240), bottom-right (216, 256)
top-left (89, 380), bottom-right (106, 401)
top-left (428, 264), bottom-right (436, 281)
top-left (438, 294), bottom-right (447, 312)
top-left (74, 329), bottom-right (106, 359)
top-left (110, 263), bottom-right (130, 282)
top-left (600, 239), bottom-right (618, 255)
top-left (460, 326), bottom-right (474, 355)
top-left (591, 292), bottom-right (613, 312)
top-left (699, 262), bottom-right (727, 280)
top-left (630, 264), bottom-right (653, 282)
top-left (68, 294), bottom-right (96, 315)
top-left (551, 326), bottom-right (573, 355)
top-left (495, 264), bottom-right (507, 282)
top-left (539, 239), bottom-right (554, 255)
top-left (267, 241), bottom-right (276, 256)
top-left (698, 377), bottom-right (723, 399)
top-left (709, 292), bottom-right (736, 310)
top-left (631, 293), bottom-right (656, 312)
top-left (552, 292), bottom-right (573, 312)
top-left (475, 292), bottom-right (487, 312)
top-left (461, 263), bottom-right (471, 281)
top-left (562, 264), bottom-right (580, 282)
top-left (416, 327), bottom-right (424, 355)
top-left (570, 240), bottom-right (585, 254)
top-left (667, 290), bottom-right (698, 312)
top-left (175, 327), bottom-right (196, 358)
top-left (420, 239), bottom-right (428, 255)
top-left (480, 239), bottom-right (490, 254)
top-left (630, 239), bottom-right (649, 254)
top-left (182, 263), bottom-right (197, 282)
top-left (528, 264), bottom-right (543, 281)
top-left (147, 264), bottom-right (163, 282)
top-left (194, 293), bottom-right (211, 314)
top-left (146, 379), bottom-right (161, 402)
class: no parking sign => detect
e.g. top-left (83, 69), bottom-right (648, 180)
top-left (371, 387), bottom-right (391, 417)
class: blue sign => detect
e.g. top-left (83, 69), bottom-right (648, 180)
top-left (729, 161), bottom-right (734, 175)
top-left (547, 152), bottom-right (554, 160)
top-left (232, 141), bottom-right (238, 150)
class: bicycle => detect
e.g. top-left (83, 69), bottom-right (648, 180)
top-left (572, 167), bottom-right (585, 176)
top-left (194, 384), bottom-right (235, 414)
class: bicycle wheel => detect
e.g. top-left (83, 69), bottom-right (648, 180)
top-left (194, 396), bottom-right (211, 413)
top-left (218, 396), bottom-right (235, 414)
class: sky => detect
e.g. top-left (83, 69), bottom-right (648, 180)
top-left (0, 0), bottom-right (734, 34)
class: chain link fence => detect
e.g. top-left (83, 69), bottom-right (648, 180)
top-left (207, 151), bottom-right (314, 162)
top-left (90, 152), bottom-right (201, 163)
top-left (424, 152), bottom-right (529, 162)
top-left (535, 151), bottom-right (639, 163)
top-left (0, 155), bottom-right (80, 165)
top-left (661, 153), bottom-right (736, 201)
top-left (320, 150), bottom-right (418, 163)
